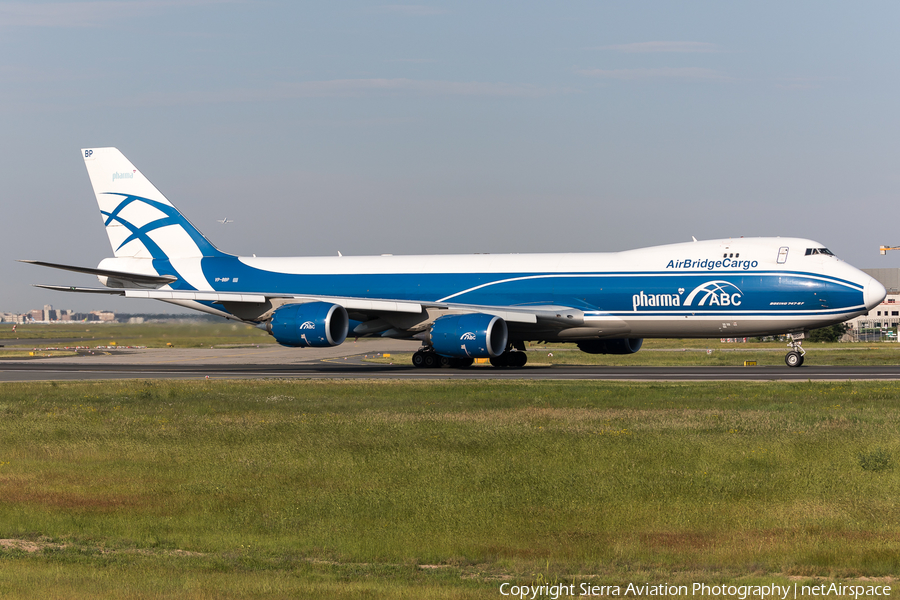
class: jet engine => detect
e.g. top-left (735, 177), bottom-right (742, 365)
top-left (430, 313), bottom-right (508, 358)
top-left (577, 338), bottom-right (643, 354)
top-left (267, 302), bottom-right (349, 348)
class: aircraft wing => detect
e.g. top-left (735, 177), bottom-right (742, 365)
top-left (30, 283), bottom-right (602, 329)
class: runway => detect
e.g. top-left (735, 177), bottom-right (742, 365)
top-left (2, 342), bottom-right (900, 381)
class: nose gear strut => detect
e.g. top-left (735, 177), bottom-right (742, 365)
top-left (785, 332), bottom-right (806, 367)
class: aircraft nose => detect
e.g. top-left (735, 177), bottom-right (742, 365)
top-left (864, 276), bottom-right (887, 310)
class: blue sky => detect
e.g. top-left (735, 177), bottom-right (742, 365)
top-left (2, 1), bottom-right (899, 312)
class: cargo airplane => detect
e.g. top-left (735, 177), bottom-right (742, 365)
top-left (24, 147), bottom-right (886, 368)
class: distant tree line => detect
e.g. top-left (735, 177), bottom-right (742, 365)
top-left (808, 323), bottom-right (849, 343)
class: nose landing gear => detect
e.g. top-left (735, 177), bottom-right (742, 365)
top-left (785, 350), bottom-right (804, 367)
top-left (784, 333), bottom-right (806, 367)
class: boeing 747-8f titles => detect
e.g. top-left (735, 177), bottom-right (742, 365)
top-left (24, 148), bottom-right (886, 368)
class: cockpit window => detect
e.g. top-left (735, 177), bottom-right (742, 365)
top-left (805, 248), bottom-right (835, 256)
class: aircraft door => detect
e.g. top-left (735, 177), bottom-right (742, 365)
top-left (777, 246), bottom-right (789, 264)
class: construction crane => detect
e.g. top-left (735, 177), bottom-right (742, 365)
top-left (880, 245), bottom-right (900, 255)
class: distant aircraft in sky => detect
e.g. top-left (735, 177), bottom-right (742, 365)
top-left (217, 218), bottom-right (233, 224)
top-left (23, 147), bottom-right (886, 368)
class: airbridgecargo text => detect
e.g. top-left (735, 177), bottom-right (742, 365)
top-left (667, 258), bottom-right (759, 270)
top-left (497, 581), bottom-right (891, 598)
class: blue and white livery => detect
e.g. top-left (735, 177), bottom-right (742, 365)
top-left (25, 147), bottom-right (886, 368)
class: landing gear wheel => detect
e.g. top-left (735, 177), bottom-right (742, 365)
top-left (489, 352), bottom-right (527, 368)
top-left (423, 353), bottom-right (437, 368)
top-left (785, 351), bottom-right (803, 368)
top-left (784, 333), bottom-right (806, 368)
top-left (438, 355), bottom-right (452, 368)
top-left (448, 357), bottom-right (474, 368)
top-left (412, 351), bottom-right (426, 368)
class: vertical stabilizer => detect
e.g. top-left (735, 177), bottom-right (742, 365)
top-left (81, 148), bottom-right (225, 259)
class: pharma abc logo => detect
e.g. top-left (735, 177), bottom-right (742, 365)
top-left (683, 280), bottom-right (743, 307)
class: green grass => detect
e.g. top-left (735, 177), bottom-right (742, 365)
top-left (0, 350), bottom-right (78, 359)
top-left (1, 380), bottom-right (900, 598)
top-left (0, 322), bottom-right (275, 348)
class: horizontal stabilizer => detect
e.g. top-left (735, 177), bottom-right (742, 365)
top-left (34, 284), bottom-right (126, 295)
top-left (20, 260), bottom-right (177, 285)
top-left (32, 284), bottom-right (267, 304)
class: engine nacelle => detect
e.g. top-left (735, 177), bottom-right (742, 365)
top-left (267, 302), bottom-right (349, 348)
top-left (430, 313), bottom-right (508, 358)
top-left (577, 338), bottom-right (643, 355)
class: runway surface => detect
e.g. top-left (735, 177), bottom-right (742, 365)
top-left (1, 342), bottom-right (899, 381)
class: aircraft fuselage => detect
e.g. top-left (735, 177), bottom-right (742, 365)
top-left (99, 236), bottom-right (883, 341)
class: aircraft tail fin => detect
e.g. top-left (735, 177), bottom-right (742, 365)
top-left (81, 148), bottom-right (226, 259)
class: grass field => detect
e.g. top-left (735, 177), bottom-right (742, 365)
top-left (0, 350), bottom-right (78, 359)
top-left (0, 379), bottom-right (898, 598)
top-left (0, 322), bottom-right (275, 349)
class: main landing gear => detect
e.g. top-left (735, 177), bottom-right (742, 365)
top-left (490, 351), bottom-right (527, 368)
top-left (784, 333), bottom-right (806, 368)
top-left (411, 350), bottom-right (474, 369)
top-left (411, 347), bottom-right (528, 368)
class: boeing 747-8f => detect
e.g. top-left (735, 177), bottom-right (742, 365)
top-left (24, 148), bottom-right (886, 368)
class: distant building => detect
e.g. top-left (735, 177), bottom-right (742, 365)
top-left (863, 268), bottom-right (900, 294)
top-left (42, 304), bottom-right (56, 321)
top-left (0, 306), bottom-right (116, 323)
